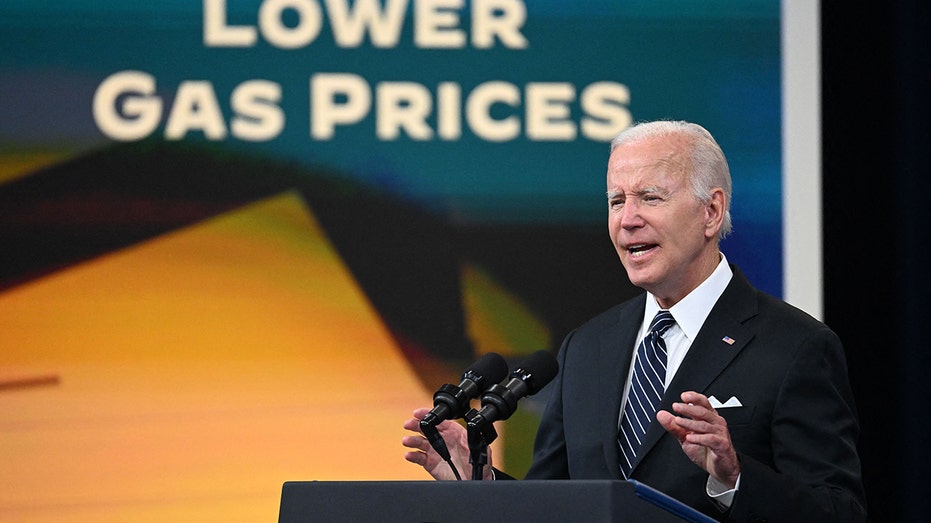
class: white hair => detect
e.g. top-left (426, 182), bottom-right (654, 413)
top-left (610, 120), bottom-right (733, 239)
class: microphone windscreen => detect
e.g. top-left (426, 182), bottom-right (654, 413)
top-left (512, 350), bottom-right (558, 395)
top-left (465, 352), bottom-right (509, 384)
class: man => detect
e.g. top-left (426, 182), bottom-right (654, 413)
top-left (403, 120), bottom-right (866, 522)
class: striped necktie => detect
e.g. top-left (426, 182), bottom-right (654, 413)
top-left (618, 309), bottom-right (675, 478)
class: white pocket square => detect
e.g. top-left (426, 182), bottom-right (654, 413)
top-left (708, 395), bottom-right (743, 409)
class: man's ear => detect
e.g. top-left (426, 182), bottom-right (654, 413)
top-left (704, 188), bottom-right (726, 239)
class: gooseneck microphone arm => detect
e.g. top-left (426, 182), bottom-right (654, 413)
top-left (465, 350), bottom-right (559, 481)
top-left (419, 353), bottom-right (508, 480)
top-left (465, 407), bottom-right (497, 480)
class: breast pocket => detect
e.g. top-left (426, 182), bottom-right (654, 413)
top-left (718, 406), bottom-right (755, 427)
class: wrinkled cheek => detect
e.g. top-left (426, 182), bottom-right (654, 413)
top-left (614, 244), bottom-right (630, 266)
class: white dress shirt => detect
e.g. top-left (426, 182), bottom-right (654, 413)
top-left (618, 254), bottom-right (738, 508)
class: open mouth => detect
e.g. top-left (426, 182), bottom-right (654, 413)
top-left (628, 244), bottom-right (657, 258)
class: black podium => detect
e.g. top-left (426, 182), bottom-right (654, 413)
top-left (278, 479), bottom-right (719, 522)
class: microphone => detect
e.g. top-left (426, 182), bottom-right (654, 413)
top-left (469, 350), bottom-right (559, 427)
top-left (419, 352), bottom-right (508, 478)
top-left (420, 352), bottom-right (509, 430)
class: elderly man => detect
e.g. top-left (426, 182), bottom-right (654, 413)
top-left (403, 120), bottom-right (866, 522)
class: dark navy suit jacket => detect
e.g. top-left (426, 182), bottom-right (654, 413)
top-left (518, 267), bottom-right (866, 522)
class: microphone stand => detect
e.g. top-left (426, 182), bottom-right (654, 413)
top-left (464, 408), bottom-right (497, 481)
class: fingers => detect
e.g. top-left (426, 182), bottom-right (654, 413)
top-left (404, 449), bottom-right (427, 466)
top-left (402, 408), bottom-right (435, 468)
top-left (657, 409), bottom-right (689, 440)
top-left (670, 392), bottom-right (720, 425)
top-left (677, 391), bottom-right (716, 414)
top-left (669, 407), bottom-right (718, 434)
top-left (659, 391), bottom-right (731, 446)
top-left (401, 430), bottom-right (438, 471)
top-left (402, 408), bottom-right (433, 434)
top-left (402, 417), bottom-right (423, 433)
top-left (402, 408), bottom-right (438, 458)
top-left (401, 434), bottom-right (431, 453)
top-left (662, 391), bottom-right (741, 486)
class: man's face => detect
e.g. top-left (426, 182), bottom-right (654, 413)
top-left (606, 135), bottom-right (721, 307)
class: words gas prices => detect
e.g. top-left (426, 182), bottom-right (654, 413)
top-left (93, 0), bottom-right (631, 143)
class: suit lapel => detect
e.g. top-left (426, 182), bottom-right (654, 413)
top-left (633, 268), bottom-right (760, 472)
top-left (598, 295), bottom-right (645, 477)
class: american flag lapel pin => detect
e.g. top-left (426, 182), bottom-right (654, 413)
top-left (722, 336), bottom-right (736, 345)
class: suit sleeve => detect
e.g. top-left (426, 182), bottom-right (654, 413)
top-left (521, 329), bottom-right (574, 480)
top-left (727, 327), bottom-right (867, 523)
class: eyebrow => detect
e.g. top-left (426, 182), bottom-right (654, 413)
top-left (606, 186), bottom-right (669, 199)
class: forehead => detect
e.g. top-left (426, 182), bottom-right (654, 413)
top-left (606, 136), bottom-right (690, 190)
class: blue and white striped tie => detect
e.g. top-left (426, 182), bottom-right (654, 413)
top-left (618, 310), bottom-right (675, 478)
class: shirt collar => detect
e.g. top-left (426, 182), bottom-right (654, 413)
top-left (644, 253), bottom-right (733, 341)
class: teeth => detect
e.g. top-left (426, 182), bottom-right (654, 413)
top-left (628, 244), bottom-right (652, 257)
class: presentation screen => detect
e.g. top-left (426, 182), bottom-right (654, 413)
top-left (1, 1), bottom-right (787, 521)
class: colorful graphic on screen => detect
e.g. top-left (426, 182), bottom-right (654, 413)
top-left (1, 1), bottom-right (780, 520)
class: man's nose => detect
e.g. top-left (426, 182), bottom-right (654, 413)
top-left (620, 201), bottom-right (644, 228)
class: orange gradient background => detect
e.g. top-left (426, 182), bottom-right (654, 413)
top-left (1, 177), bottom-right (548, 521)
